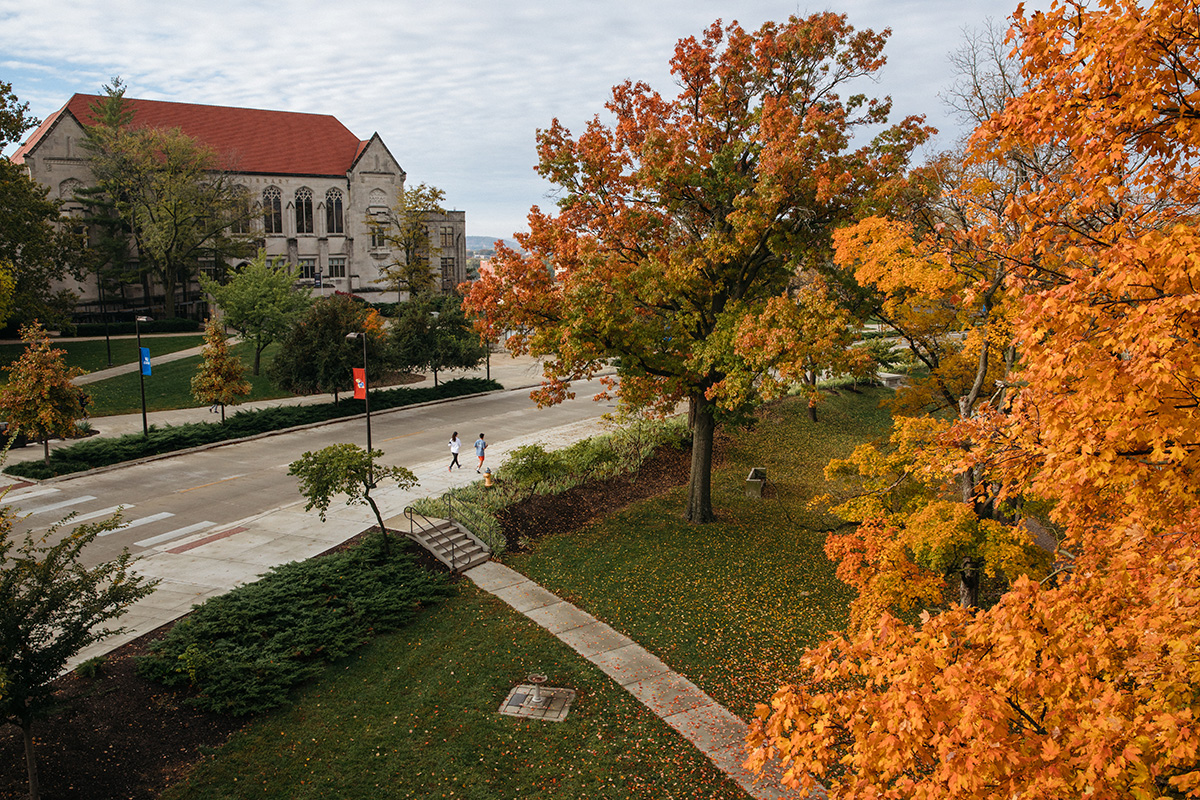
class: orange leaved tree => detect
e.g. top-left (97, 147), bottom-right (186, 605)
top-left (0, 322), bottom-right (89, 464)
top-left (748, 2), bottom-right (1200, 797)
top-left (464, 13), bottom-right (930, 522)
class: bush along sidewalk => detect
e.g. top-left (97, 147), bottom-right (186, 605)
top-left (136, 536), bottom-right (451, 715)
top-left (4, 378), bottom-right (501, 480)
top-left (407, 416), bottom-right (692, 555)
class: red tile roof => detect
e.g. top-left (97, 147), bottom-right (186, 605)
top-left (13, 94), bottom-right (366, 177)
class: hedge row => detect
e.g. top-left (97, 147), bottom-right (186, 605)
top-left (73, 318), bottom-right (202, 337)
top-left (5, 377), bottom-right (501, 480)
top-left (136, 537), bottom-right (451, 715)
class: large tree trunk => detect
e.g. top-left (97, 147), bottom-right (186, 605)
top-left (23, 721), bottom-right (40, 800)
top-left (685, 394), bottom-right (715, 524)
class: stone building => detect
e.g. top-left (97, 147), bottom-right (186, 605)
top-left (9, 93), bottom-right (467, 316)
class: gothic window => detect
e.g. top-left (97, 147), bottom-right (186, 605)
top-left (295, 187), bottom-right (314, 234)
top-left (440, 225), bottom-right (454, 248)
top-left (327, 256), bottom-right (347, 278)
top-left (263, 187), bottom-right (283, 234)
top-left (297, 257), bottom-right (317, 280)
top-left (441, 257), bottom-right (456, 291)
top-left (325, 188), bottom-right (344, 234)
top-left (229, 186), bottom-right (251, 234)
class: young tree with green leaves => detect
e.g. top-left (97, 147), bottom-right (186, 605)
top-left (0, 322), bottom-right (90, 463)
top-left (200, 250), bottom-right (312, 375)
top-left (373, 183), bottom-right (446, 298)
top-left (465, 14), bottom-right (930, 522)
top-left (267, 294), bottom-right (389, 403)
top-left (390, 295), bottom-right (486, 385)
top-left (288, 443), bottom-right (418, 553)
top-left (191, 314), bottom-right (250, 422)
top-left (0, 505), bottom-right (158, 800)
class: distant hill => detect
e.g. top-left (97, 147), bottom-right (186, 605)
top-left (466, 235), bottom-right (519, 251)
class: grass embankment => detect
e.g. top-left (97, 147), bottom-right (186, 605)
top-left (0, 334), bottom-right (206, 376)
top-left (84, 342), bottom-right (291, 416)
top-left (160, 388), bottom-right (891, 799)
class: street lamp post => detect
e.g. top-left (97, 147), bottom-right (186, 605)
top-left (346, 331), bottom-right (372, 485)
top-left (134, 315), bottom-right (152, 436)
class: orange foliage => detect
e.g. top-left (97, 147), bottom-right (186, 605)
top-left (749, 2), bottom-right (1200, 796)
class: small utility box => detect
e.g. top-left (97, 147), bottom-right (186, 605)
top-left (746, 468), bottom-right (766, 498)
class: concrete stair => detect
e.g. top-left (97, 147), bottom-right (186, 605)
top-left (401, 514), bottom-right (492, 573)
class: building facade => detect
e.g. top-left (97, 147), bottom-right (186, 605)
top-left (10, 94), bottom-right (466, 315)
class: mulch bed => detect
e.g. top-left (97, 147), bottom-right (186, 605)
top-left (0, 439), bottom-right (717, 800)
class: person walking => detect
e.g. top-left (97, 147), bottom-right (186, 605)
top-left (448, 431), bottom-right (462, 471)
top-left (474, 433), bottom-right (488, 473)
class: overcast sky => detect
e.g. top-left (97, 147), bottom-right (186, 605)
top-left (2, 0), bottom-right (1025, 240)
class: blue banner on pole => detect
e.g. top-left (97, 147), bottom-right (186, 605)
top-left (140, 347), bottom-right (151, 376)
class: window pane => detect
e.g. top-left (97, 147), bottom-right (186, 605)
top-left (328, 257), bottom-right (346, 278)
top-left (295, 188), bottom-right (314, 234)
top-left (298, 258), bottom-right (317, 280)
top-left (326, 189), bottom-right (344, 234)
top-left (263, 187), bottom-right (282, 234)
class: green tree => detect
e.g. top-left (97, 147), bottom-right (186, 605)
top-left (391, 295), bottom-right (486, 385)
top-left (465, 14), bottom-right (930, 522)
top-left (83, 83), bottom-right (255, 318)
top-left (288, 443), bottom-right (418, 553)
top-left (267, 294), bottom-right (389, 403)
top-left (190, 314), bottom-right (251, 422)
top-left (0, 322), bottom-right (90, 463)
top-left (373, 183), bottom-right (446, 298)
top-left (200, 250), bottom-right (312, 375)
top-left (0, 505), bottom-right (158, 800)
top-left (0, 83), bottom-right (87, 332)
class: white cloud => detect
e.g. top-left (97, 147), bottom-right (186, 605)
top-left (1, 0), bottom-right (1023, 237)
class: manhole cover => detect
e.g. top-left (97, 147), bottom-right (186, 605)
top-left (498, 683), bottom-right (576, 722)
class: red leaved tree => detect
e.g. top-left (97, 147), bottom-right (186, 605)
top-left (464, 13), bottom-right (930, 522)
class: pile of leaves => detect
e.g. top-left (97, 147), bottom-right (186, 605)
top-left (5, 378), bottom-right (500, 479)
top-left (135, 537), bottom-right (451, 715)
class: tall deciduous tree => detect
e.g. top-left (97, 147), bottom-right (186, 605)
top-left (0, 82), bottom-right (88, 332)
top-left (190, 314), bottom-right (250, 422)
top-left (748, 3), bottom-right (1200, 796)
top-left (200, 250), bottom-right (312, 375)
top-left (267, 294), bottom-right (388, 403)
top-left (0, 505), bottom-right (157, 800)
top-left (464, 14), bottom-right (930, 522)
top-left (0, 322), bottom-right (90, 463)
top-left (83, 83), bottom-right (255, 319)
top-left (374, 183), bottom-right (446, 298)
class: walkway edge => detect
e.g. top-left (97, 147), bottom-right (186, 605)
top-left (464, 559), bottom-right (801, 800)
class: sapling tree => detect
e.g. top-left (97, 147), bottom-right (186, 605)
top-left (288, 443), bottom-right (418, 554)
top-left (0, 322), bottom-right (90, 463)
top-left (0, 503), bottom-right (157, 800)
top-left (190, 314), bottom-right (250, 422)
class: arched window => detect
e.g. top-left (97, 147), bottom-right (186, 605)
top-left (295, 187), bottom-right (314, 234)
top-left (263, 187), bottom-right (282, 234)
top-left (325, 188), bottom-right (344, 234)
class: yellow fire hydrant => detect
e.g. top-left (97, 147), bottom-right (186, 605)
top-left (484, 468), bottom-right (493, 488)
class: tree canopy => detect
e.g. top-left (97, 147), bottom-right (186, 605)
top-left (0, 322), bottom-right (90, 463)
top-left (747, 3), bottom-right (1200, 796)
top-left (464, 13), bottom-right (931, 522)
top-left (390, 295), bottom-right (486, 385)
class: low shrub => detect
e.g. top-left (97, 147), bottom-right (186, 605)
top-left (136, 537), bottom-right (451, 715)
top-left (4, 378), bottom-right (501, 479)
top-left (408, 416), bottom-right (689, 555)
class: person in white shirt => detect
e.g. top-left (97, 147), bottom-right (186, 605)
top-left (448, 431), bottom-right (462, 471)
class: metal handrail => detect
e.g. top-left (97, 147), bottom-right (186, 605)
top-left (404, 506), bottom-right (458, 571)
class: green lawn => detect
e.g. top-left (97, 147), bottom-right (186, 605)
top-left (162, 581), bottom-right (750, 800)
top-left (503, 388), bottom-right (894, 720)
top-left (84, 342), bottom-right (292, 416)
top-left (159, 388), bottom-right (893, 799)
top-left (0, 334), bottom-right (206, 375)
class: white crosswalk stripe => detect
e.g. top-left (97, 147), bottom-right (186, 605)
top-left (135, 521), bottom-right (218, 548)
top-left (99, 512), bottom-right (175, 535)
top-left (3, 486), bottom-right (60, 503)
top-left (21, 495), bottom-right (97, 516)
top-left (67, 505), bottom-right (129, 524)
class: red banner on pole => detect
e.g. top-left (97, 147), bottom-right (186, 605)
top-left (353, 368), bottom-right (366, 399)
